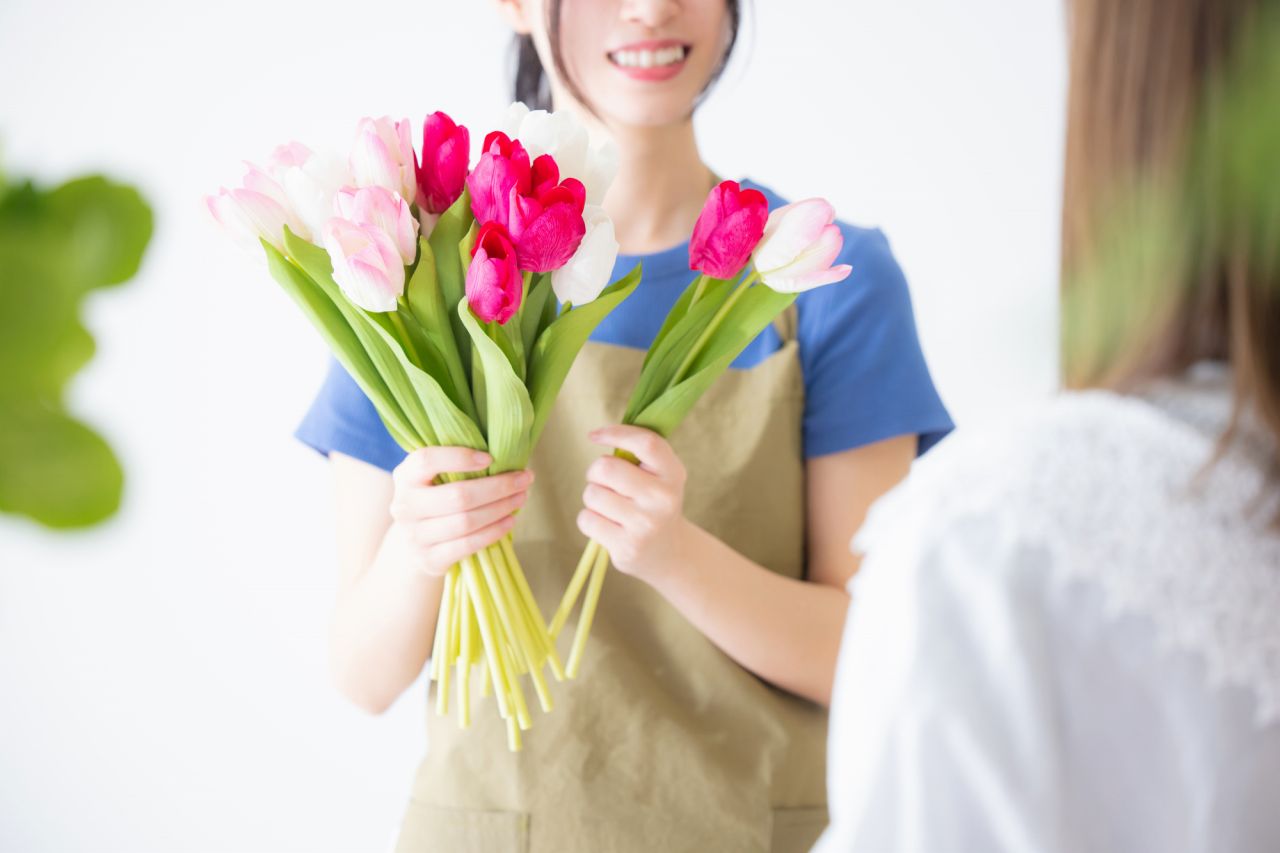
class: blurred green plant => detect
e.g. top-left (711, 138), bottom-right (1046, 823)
top-left (0, 165), bottom-right (153, 529)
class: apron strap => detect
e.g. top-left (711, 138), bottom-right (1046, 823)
top-left (771, 302), bottom-right (799, 344)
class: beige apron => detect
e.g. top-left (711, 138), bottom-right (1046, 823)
top-left (395, 303), bottom-right (827, 853)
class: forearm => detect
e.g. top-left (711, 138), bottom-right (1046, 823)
top-left (329, 522), bottom-right (444, 713)
top-left (646, 520), bottom-right (850, 706)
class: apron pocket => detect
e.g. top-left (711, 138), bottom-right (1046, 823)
top-left (769, 806), bottom-right (828, 853)
top-left (394, 800), bottom-right (530, 853)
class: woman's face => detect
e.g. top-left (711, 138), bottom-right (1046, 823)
top-left (513, 0), bottom-right (731, 129)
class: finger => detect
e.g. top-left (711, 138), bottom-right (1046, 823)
top-left (396, 446), bottom-right (492, 486)
top-left (429, 513), bottom-right (518, 568)
top-left (414, 489), bottom-right (528, 544)
top-left (576, 507), bottom-right (624, 548)
top-left (585, 455), bottom-right (657, 502)
top-left (581, 482), bottom-right (647, 529)
top-left (588, 425), bottom-right (679, 477)
top-left (406, 469), bottom-right (534, 520)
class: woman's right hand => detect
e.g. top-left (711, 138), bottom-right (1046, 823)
top-left (389, 447), bottom-right (534, 577)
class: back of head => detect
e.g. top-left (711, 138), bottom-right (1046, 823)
top-left (1061, 0), bottom-right (1280, 475)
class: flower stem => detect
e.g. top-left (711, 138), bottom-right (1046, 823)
top-left (567, 544), bottom-right (612, 679)
top-left (669, 269), bottom-right (759, 387)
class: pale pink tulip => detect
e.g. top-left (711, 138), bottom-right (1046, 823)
top-left (322, 218), bottom-right (405, 312)
top-left (751, 199), bottom-right (852, 293)
top-left (333, 185), bottom-right (418, 266)
top-left (350, 116), bottom-right (417, 205)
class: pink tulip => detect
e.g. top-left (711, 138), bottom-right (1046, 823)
top-left (751, 199), bottom-right (852, 293)
top-left (322, 218), bottom-right (405, 313)
top-left (350, 116), bottom-right (417, 205)
top-left (467, 131), bottom-right (531, 226)
top-left (688, 180), bottom-right (769, 279)
top-left (333, 185), bottom-right (418, 266)
top-left (205, 160), bottom-right (306, 255)
top-left (466, 221), bottom-right (523, 324)
top-left (415, 111), bottom-right (470, 215)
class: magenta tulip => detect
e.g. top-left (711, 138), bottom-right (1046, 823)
top-left (505, 157), bottom-right (587, 272)
top-left (688, 180), bottom-right (769, 279)
top-left (416, 111), bottom-right (470, 215)
top-left (466, 221), bottom-right (523, 324)
top-left (467, 131), bottom-right (531, 227)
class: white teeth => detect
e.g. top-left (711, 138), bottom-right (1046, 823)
top-left (610, 46), bottom-right (687, 68)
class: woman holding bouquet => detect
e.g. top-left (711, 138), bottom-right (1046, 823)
top-left (295, 0), bottom-right (951, 850)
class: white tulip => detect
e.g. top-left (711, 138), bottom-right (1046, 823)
top-left (501, 101), bottom-right (618, 205)
top-left (552, 205), bottom-right (619, 306)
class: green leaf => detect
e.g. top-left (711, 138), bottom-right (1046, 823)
top-left (45, 176), bottom-right (153, 291)
top-left (526, 266), bottom-right (642, 444)
top-left (457, 300), bottom-right (534, 473)
top-left (405, 237), bottom-right (476, 420)
top-left (0, 400), bottom-right (123, 529)
top-left (629, 285), bottom-right (796, 437)
top-left (263, 237), bottom-right (419, 450)
top-left (621, 276), bottom-right (736, 423)
top-left (520, 272), bottom-right (554, 356)
top-left (429, 191), bottom-right (475, 378)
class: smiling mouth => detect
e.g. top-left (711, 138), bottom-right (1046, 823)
top-left (607, 44), bottom-right (691, 69)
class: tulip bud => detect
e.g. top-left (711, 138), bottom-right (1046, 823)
top-left (689, 180), bottom-right (769, 279)
top-left (322, 218), bottom-right (406, 312)
top-left (415, 111), bottom-right (471, 215)
top-left (467, 131), bottom-right (532, 227)
top-left (205, 160), bottom-right (307, 256)
top-left (466, 221), bottom-right (524, 324)
top-left (333, 185), bottom-right (418, 266)
top-left (267, 142), bottom-right (350, 243)
top-left (752, 199), bottom-right (852, 293)
top-left (350, 116), bottom-right (417, 205)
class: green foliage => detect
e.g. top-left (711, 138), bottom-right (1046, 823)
top-left (0, 171), bottom-right (152, 529)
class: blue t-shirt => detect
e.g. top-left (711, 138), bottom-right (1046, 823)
top-left (294, 178), bottom-right (953, 472)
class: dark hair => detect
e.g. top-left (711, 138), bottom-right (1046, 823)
top-left (511, 0), bottom-right (744, 115)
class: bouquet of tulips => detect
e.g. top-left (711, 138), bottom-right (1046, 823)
top-left (207, 104), bottom-right (640, 750)
top-left (550, 181), bottom-right (854, 676)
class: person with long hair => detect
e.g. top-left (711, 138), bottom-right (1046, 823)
top-left (817, 1), bottom-right (1280, 849)
top-left (293, 1), bottom-right (952, 850)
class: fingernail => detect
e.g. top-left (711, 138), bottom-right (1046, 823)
top-left (473, 451), bottom-right (491, 465)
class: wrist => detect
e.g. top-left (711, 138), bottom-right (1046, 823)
top-left (638, 516), bottom-right (701, 591)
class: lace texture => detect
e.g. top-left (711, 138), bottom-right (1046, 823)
top-left (857, 365), bottom-right (1280, 727)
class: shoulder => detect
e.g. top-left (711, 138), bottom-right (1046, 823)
top-left (855, 391), bottom-right (1194, 563)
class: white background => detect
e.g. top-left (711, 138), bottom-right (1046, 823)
top-left (0, 1), bottom-right (1065, 850)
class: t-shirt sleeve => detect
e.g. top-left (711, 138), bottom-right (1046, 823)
top-left (293, 356), bottom-right (408, 473)
top-left (797, 226), bottom-right (953, 458)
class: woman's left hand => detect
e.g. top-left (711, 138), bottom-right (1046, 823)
top-left (577, 424), bottom-right (691, 583)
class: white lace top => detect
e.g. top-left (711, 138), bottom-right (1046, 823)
top-left (815, 363), bottom-right (1280, 853)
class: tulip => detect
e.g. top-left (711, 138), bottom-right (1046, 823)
top-left (552, 205), bottom-right (619, 306)
top-left (467, 131), bottom-right (532, 227)
top-left (322, 218), bottom-right (405, 312)
top-left (501, 101), bottom-right (618, 205)
top-left (350, 116), bottom-right (417, 205)
top-left (506, 165), bottom-right (587, 273)
top-left (333, 185), bottom-right (418, 266)
top-left (751, 199), bottom-right (852, 293)
top-left (266, 142), bottom-right (350, 243)
top-left (415, 111), bottom-right (471, 215)
top-left (205, 159), bottom-right (306, 255)
top-left (466, 221), bottom-right (523, 324)
top-left (689, 180), bottom-right (769, 279)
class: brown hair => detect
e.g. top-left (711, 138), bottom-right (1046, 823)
top-left (1061, 0), bottom-right (1280, 467)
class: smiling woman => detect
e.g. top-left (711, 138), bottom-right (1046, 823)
top-left (291, 0), bottom-right (952, 851)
